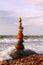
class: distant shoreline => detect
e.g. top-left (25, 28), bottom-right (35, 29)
top-left (0, 35), bottom-right (43, 39)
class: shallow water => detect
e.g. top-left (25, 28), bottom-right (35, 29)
top-left (0, 37), bottom-right (43, 61)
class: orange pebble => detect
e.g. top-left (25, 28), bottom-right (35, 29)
top-left (15, 43), bottom-right (24, 50)
top-left (20, 63), bottom-right (24, 65)
top-left (17, 32), bottom-right (23, 39)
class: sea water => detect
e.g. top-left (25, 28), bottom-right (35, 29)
top-left (0, 37), bottom-right (43, 61)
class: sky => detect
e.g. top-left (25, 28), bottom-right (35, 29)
top-left (0, 0), bottom-right (43, 35)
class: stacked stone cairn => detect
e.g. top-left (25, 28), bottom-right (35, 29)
top-left (15, 18), bottom-right (24, 50)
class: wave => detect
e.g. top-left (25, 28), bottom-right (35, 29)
top-left (0, 39), bottom-right (18, 43)
top-left (0, 46), bottom-right (15, 61)
top-left (0, 38), bottom-right (43, 61)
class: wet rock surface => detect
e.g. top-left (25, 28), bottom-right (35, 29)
top-left (1, 54), bottom-right (43, 65)
top-left (10, 49), bottom-right (36, 59)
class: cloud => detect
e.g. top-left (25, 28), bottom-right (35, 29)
top-left (0, 10), bottom-right (18, 35)
top-left (0, 10), bottom-right (43, 27)
top-left (24, 0), bottom-right (43, 11)
top-left (11, 0), bottom-right (16, 2)
top-left (0, 10), bottom-right (43, 35)
top-left (11, 0), bottom-right (43, 5)
top-left (0, 11), bottom-right (18, 24)
top-left (0, 23), bottom-right (18, 35)
top-left (0, 0), bottom-right (16, 10)
top-left (25, 0), bottom-right (43, 5)
top-left (21, 14), bottom-right (43, 26)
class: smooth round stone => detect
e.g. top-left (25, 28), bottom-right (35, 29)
top-left (17, 32), bottom-right (23, 39)
top-left (18, 18), bottom-right (22, 23)
top-left (18, 22), bottom-right (22, 27)
top-left (15, 43), bottom-right (24, 50)
top-left (18, 29), bottom-right (23, 32)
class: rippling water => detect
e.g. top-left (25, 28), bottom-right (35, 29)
top-left (0, 37), bottom-right (43, 61)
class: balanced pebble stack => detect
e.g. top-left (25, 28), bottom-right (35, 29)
top-left (15, 18), bottom-right (24, 50)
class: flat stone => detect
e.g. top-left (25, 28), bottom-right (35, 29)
top-left (10, 49), bottom-right (37, 59)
